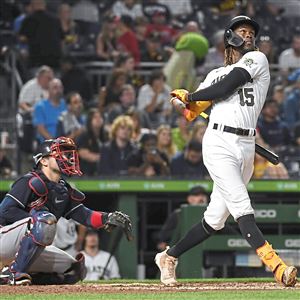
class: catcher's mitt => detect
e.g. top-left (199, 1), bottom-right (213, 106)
top-left (104, 211), bottom-right (133, 241)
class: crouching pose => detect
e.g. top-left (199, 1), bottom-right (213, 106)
top-left (0, 137), bottom-right (132, 285)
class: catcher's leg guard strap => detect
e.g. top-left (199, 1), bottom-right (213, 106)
top-left (10, 211), bottom-right (57, 273)
top-left (237, 214), bottom-right (265, 249)
top-left (167, 218), bottom-right (216, 258)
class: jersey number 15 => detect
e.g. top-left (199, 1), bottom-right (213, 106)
top-left (238, 88), bottom-right (254, 106)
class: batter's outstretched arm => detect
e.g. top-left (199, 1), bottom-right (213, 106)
top-left (187, 67), bottom-right (251, 102)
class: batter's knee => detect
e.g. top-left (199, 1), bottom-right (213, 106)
top-left (30, 210), bottom-right (57, 246)
top-left (204, 211), bottom-right (230, 231)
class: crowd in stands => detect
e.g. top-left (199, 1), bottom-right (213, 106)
top-left (0, 0), bottom-right (299, 179)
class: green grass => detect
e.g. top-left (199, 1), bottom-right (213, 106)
top-left (1, 291), bottom-right (300, 300)
top-left (1, 279), bottom-right (299, 300)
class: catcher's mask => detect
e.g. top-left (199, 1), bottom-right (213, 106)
top-left (33, 137), bottom-right (82, 176)
top-left (224, 15), bottom-right (260, 51)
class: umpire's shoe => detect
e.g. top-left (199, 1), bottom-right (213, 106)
top-left (155, 246), bottom-right (178, 285)
top-left (0, 266), bottom-right (32, 286)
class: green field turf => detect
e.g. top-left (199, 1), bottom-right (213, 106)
top-left (1, 279), bottom-right (299, 300)
top-left (1, 291), bottom-right (300, 300)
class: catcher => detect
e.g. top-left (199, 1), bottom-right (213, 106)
top-left (0, 137), bottom-right (132, 285)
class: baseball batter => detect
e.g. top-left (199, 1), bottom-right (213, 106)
top-left (155, 16), bottom-right (297, 287)
top-left (0, 136), bottom-right (132, 285)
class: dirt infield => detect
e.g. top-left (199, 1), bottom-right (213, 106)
top-left (0, 282), bottom-right (299, 295)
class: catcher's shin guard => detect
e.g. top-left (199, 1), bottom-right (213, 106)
top-left (256, 241), bottom-right (297, 286)
top-left (11, 211), bottom-right (57, 274)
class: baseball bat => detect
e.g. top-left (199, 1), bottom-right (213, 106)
top-left (255, 143), bottom-right (279, 165)
top-left (199, 112), bottom-right (280, 165)
top-left (99, 228), bottom-right (123, 279)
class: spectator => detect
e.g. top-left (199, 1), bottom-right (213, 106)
top-left (157, 185), bottom-right (209, 251)
top-left (0, 146), bottom-right (14, 179)
top-left (13, 0), bottom-right (32, 56)
top-left (112, 0), bottom-right (143, 20)
top-left (107, 84), bottom-right (136, 124)
top-left (156, 124), bottom-right (177, 162)
top-left (283, 69), bottom-right (300, 128)
top-left (189, 121), bottom-right (207, 145)
top-left (140, 32), bottom-right (168, 62)
top-left (17, 66), bottom-right (54, 154)
top-left (81, 230), bottom-right (120, 280)
top-left (71, 0), bottom-right (99, 23)
top-left (56, 92), bottom-right (85, 140)
top-left (126, 107), bottom-right (152, 144)
top-left (98, 68), bottom-right (127, 112)
top-left (114, 53), bottom-right (135, 76)
top-left (19, 0), bottom-right (64, 68)
top-left (170, 140), bottom-right (209, 178)
top-left (144, 7), bottom-right (177, 46)
top-left (142, 0), bottom-right (171, 23)
top-left (257, 35), bottom-right (277, 65)
top-left (135, 17), bottom-right (149, 51)
top-left (158, 0), bottom-right (192, 19)
top-left (271, 84), bottom-right (285, 115)
top-left (58, 3), bottom-right (78, 55)
top-left (98, 115), bottom-right (135, 176)
top-left (114, 53), bottom-right (143, 89)
top-left (137, 70), bottom-right (172, 128)
top-left (33, 78), bottom-right (66, 143)
top-left (253, 153), bottom-right (289, 179)
top-left (96, 15), bottom-right (118, 61)
top-left (61, 56), bottom-right (92, 105)
top-left (53, 218), bottom-right (87, 258)
top-left (278, 34), bottom-right (300, 74)
top-left (127, 132), bottom-right (170, 177)
top-left (257, 100), bottom-right (291, 152)
top-left (115, 15), bottom-right (140, 64)
top-left (13, 1), bottom-right (32, 33)
top-left (77, 109), bottom-right (107, 176)
top-left (18, 65), bottom-right (54, 115)
top-left (171, 115), bottom-right (190, 151)
top-left (198, 30), bottom-right (224, 74)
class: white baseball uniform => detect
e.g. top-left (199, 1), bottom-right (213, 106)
top-left (199, 51), bottom-right (270, 229)
top-left (81, 250), bottom-right (120, 280)
top-left (52, 218), bottom-right (78, 257)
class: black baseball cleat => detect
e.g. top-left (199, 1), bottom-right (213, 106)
top-left (0, 266), bottom-right (32, 286)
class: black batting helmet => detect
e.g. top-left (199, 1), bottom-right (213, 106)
top-left (224, 15), bottom-right (260, 48)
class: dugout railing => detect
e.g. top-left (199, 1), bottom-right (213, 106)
top-left (0, 179), bottom-right (299, 279)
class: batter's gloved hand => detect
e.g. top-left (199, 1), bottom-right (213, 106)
top-left (185, 101), bottom-right (212, 121)
top-left (170, 89), bottom-right (189, 104)
top-left (104, 211), bottom-right (133, 241)
top-left (171, 97), bottom-right (212, 122)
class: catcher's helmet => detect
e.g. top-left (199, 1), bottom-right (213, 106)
top-left (33, 136), bottom-right (82, 176)
top-left (224, 15), bottom-right (260, 48)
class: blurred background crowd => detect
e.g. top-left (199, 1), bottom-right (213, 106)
top-left (0, 0), bottom-right (300, 179)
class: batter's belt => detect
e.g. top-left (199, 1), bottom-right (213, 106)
top-left (212, 123), bottom-right (256, 137)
